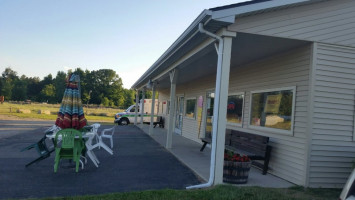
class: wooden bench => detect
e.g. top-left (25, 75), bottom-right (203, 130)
top-left (200, 129), bottom-right (272, 175)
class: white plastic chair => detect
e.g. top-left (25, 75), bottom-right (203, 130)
top-left (93, 136), bottom-right (113, 155)
top-left (45, 125), bottom-right (61, 149)
top-left (83, 123), bottom-right (113, 168)
top-left (85, 131), bottom-right (100, 167)
top-left (90, 123), bottom-right (101, 135)
top-left (45, 125), bottom-right (61, 136)
top-left (100, 126), bottom-right (115, 148)
top-left (82, 123), bottom-right (102, 167)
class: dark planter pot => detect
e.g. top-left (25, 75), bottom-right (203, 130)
top-left (223, 160), bottom-right (252, 184)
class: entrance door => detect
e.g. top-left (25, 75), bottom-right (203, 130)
top-left (175, 96), bottom-right (184, 134)
top-left (204, 91), bottom-right (214, 139)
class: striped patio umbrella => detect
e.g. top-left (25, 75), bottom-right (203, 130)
top-left (55, 74), bottom-right (87, 130)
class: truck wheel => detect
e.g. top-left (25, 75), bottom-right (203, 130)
top-left (120, 118), bottom-right (129, 125)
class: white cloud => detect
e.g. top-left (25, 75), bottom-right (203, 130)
top-left (63, 66), bottom-right (73, 71)
top-left (119, 66), bottom-right (149, 89)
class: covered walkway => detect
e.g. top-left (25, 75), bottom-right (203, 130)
top-left (139, 124), bottom-right (295, 188)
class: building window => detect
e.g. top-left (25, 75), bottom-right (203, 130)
top-left (227, 93), bottom-right (244, 125)
top-left (249, 87), bottom-right (295, 134)
top-left (185, 98), bottom-right (196, 118)
top-left (161, 101), bottom-right (165, 114)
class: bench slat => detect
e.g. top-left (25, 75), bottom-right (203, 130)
top-left (231, 130), bottom-right (269, 143)
top-left (230, 136), bottom-right (268, 147)
top-left (230, 140), bottom-right (267, 155)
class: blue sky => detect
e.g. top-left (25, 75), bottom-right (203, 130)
top-left (0, 0), bottom-right (247, 88)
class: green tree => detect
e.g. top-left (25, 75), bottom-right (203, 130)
top-left (53, 71), bottom-right (67, 103)
top-left (38, 74), bottom-right (53, 102)
top-left (2, 67), bottom-right (18, 80)
top-left (138, 90), bottom-right (153, 99)
top-left (144, 90), bottom-right (153, 99)
top-left (12, 77), bottom-right (27, 101)
top-left (1, 81), bottom-right (13, 100)
top-left (26, 77), bottom-right (41, 101)
top-left (123, 89), bottom-right (135, 108)
top-left (88, 69), bottom-right (124, 107)
top-left (41, 84), bottom-right (56, 103)
top-left (0, 67), bottom-right (134, 106)
top-left (84, 71), bottom-right (98, 104)
top-left (101, 97), bottom-right (110, 107)
top-left (41, 74), bottom-right (53, 85)
top-left (1, 67), bottom-right (18, 100)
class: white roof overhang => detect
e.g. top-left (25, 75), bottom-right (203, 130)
top-left (211, 0), bottom-right (326, 21)
top-left (131, 0), bottom-right (326, 89)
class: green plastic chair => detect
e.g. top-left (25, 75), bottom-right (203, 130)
top-left (21, 135), bottom-right (54, 167)
top-left (54, 128), bottom-right (84, 173)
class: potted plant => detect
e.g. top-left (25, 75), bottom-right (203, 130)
top-left (223, 150), bottom-right (252, 184)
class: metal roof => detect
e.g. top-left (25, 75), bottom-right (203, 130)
top-left (209, 0), bottom-right (273, 11)
top-left (131, 0), bottom-right (327, 89)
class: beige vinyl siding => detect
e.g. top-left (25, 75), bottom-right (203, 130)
top-left (158, 45), bottom-right (311, 185)
top-left (177, 76), bottom-right (215, 143)
top-left (309, 43), bottom-right (355, 188)
top-left (228, 0), bottom-right (355, 47)
top-left (228, 45), bottom-right (311, 185)
top-left (157, 78), bottom-right (215, 143)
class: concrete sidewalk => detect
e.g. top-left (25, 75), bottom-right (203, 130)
top-left (138, 124), bottom-right (295, 188)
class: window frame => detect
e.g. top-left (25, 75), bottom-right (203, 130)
top-left (161, 101), bottom-right (165, 115)
top-left (185, 97), bottom-right (197, 119)
top-left (248, 86), bottom-right (296, 135)
top-left (226, 92), bottom-right (245, 127)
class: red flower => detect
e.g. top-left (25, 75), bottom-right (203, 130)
top-left (224, 151), bottom-right (250, 162)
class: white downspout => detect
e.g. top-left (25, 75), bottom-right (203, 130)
top-left (186, 23), bottom-right (223, 189)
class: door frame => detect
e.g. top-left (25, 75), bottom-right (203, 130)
top-left (174, 94), bottom-right (184, 135)
top-left (202, 89), bottom-right (215, 138)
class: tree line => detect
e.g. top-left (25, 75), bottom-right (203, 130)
top-left (0, 67), bottom-right (152, 108)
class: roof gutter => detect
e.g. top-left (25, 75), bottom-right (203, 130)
top-left (186, 23), bottom-right (223, 190)
top-left (211, 0), bottom-right (314, 20)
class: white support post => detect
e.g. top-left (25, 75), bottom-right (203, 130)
top-left (213, 36), bottom-right (233, 184)
top-left (140, 88), bottom-right (145, 128)
top-left (134, 90), bottom-right (139, 125)
top-left (149, 83), bottom-right (156, 135)
top-left (166, 69), bottom-right (178, 149)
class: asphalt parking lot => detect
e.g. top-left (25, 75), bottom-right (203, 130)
top-left (0, 120), bottom-right (201, 199)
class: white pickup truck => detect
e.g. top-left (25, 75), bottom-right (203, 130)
top-left (114, 99), bottom-right (160, 125)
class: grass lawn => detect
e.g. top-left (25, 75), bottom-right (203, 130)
top-left (0, 102), bottom-right (123, 123)
top-left (36, 185), bottom-right (340, 200)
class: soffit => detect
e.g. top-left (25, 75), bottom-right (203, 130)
top-left (154, 33), bottom-right (310, 90)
